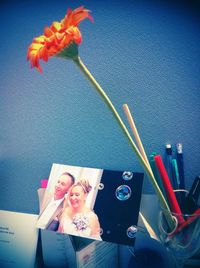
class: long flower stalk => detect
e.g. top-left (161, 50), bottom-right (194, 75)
top-left (74, 56), bottom-right (175, 230)
top-left (27, 6), bottom-right (176, 231)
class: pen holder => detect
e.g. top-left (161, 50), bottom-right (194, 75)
top-left (158, 190), bottom-right (200, 268)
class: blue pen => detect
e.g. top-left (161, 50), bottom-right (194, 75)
top-left (165, 144), bottom-right (175, 187)
top-left (176, 143), bottom-right (185, 190)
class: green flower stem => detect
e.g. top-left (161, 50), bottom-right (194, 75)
top-left (73, 56), bottom-right (175, 231)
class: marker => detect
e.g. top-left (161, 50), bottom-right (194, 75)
top-left (183, 176), bottom-right (200, 214)
top-left (154, 155), bottom-right (185, 225)
top-left (169, 207), bottom-right (200, 238)
top-left (176, 143), bottom-right (185, 190)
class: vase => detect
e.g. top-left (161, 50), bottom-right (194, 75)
top-left (158, 190), bottom-right (200, 267)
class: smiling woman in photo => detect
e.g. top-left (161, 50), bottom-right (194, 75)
top-left (58, 179), bottom-right (102, 240)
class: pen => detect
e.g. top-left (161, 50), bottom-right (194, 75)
top-left (171, 158), bottom-right (184, 206)
top-left (171, 159), bottom-right (180, 189)
top-left (176, 143), bottom-right (185, 190)
top-left (154, 155), bottom-right (185, 225)
top-left (183, 176), bottom-right (200, 214)
top-left (165, 144), bottom-right (177, 188)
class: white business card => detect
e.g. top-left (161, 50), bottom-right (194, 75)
top-left (0, 210), bottom-right (38, 268)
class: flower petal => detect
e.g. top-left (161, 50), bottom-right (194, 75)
top-left (44, 27), bottom-right (54, 37)
top-left (27, 6), bottom-right (92, 72)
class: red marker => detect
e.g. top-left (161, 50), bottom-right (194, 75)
top-left (169, 207), bottom-right (200, 238)
top-left (154, 155), bottom-right (185, 225)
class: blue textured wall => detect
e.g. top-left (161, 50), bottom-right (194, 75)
top-left (0, 0), bottom-right (200, 213)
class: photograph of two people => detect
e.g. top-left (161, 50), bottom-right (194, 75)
top-left (37, 163), bottom-right (144, 246)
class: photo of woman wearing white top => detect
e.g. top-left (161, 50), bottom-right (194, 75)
top-left (58, 179), bottom-right (102, 240)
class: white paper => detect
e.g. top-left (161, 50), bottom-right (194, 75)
top-left (41, 230), bottom-right (118, 268)
top-left (0, 210), bottom-right (39, 268)
top-left (76, 241), bottom-right (118, 268)
top-left (41, 230), bottom-right (77, 268)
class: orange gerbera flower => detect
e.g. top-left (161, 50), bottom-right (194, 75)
top-left (27, 6), bottom-right (93, 72)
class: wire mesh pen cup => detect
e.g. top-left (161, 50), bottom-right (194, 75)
top-left (158, 189), bottom-right (200, 268)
